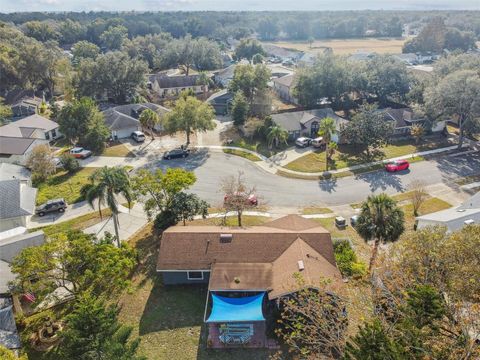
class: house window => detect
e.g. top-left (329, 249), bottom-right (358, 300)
top-left (51, 129), bottom-right (56, 138)
top-left (187, 271), bottom-right (204, 280)
top-left (45, 132), bottom-right (50, 140)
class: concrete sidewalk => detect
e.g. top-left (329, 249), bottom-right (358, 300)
top-left (195, 143), bottom-right (474, 178)
top-left (83, 203), bottom-right (148, 241)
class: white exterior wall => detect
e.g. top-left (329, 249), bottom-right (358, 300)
top-left (111, 126), bottom-right (140, 139)
top-left (0, 216), bottom-right (27, 232)
top-left (417, 212), bottom-right (480, 233)
top-left (432, 120), bottom-right (446, 133)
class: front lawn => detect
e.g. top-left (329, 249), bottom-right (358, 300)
top-left (35, 167), bottom-right (98, 205)
top-left (223, 148), bottom-right (262, 162)
top-left (230, 137), bottom-right (292, 158)
top-left (101, 143), bottom-right (136, 157)
top-left (284, 136), bottom-right (452, 173)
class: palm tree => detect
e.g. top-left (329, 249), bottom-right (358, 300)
top-left (266, 125), bottom-right (289, 149)
top-left (356, 194), bottom-right (405, 272)
top-left (80, 166), bottom-right (133, 247)
top-left (139, 109), bottom-right (160, 141)
top-left (196, 72), bottom-right (213, 100)
top-left (318, 117), bottom-right (337, 171)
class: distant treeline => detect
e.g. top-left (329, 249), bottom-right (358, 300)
top-left (0, 11), bottom-right (479, 45)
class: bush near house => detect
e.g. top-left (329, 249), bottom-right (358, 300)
top-left (333, 239), bottom-right (367, 278)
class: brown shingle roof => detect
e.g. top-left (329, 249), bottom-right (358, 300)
top-left (158, 214), bottom-right (338, 273)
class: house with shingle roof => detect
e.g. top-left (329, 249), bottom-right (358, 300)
top-left (0, 298), bottom-right (21, 352)
top-left (271, 108), bottom-right (348, 141)
top-left (157, 215), bottom-right (342, 348)
top-left (0, 114), bottom-right (60, 165)
top-left (272, 74), bottom-right (298, 104)
top-left (103, 103), bottom-right (170, 139)
top-left (148, 74), bottom-right (205, 98)
top-left (382, 107), bottom-right (446, 135)
top-left (0, 179), bottom-right (37, 232)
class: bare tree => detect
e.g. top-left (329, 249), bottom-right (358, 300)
top-left (275, 275), bottom-right (347, 358)
top-left (220, 171), bottom-right (257, 227)
top-left (408, 179), bottom-right (427, 216)
top-left (26, 144), bottom-right (56, 182)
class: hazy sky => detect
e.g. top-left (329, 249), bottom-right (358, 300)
top-left (1, 0), bottom-right (479, 12)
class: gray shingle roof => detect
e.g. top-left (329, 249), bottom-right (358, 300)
top-left (103, 103), bottom-right (170, 131)
top-left (0, 180), bottom-right (37, 220)
top-left (271, 108), bottom-right (348, 132)
top-left (273, 74), bottom-right (296, 88)
top-left (0, 164), bottom-right (31, 182)
top-left (0, 137), bottom-right (36, 155)
top-left (0, 114), bottom-right (59, 138)
top-left (150, 74), bottom-right (200, 89)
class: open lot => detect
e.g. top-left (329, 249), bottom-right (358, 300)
top-left (284, 136), bottom-right (452, 173)
top-left (35, 167), bottom-right (98, 205)
top-left (262, 37), bottom-right (405, 55)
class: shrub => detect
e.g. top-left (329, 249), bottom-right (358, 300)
top-left (333, 239), bottom-right (366, 278)
top-left (154, 209), bottom-right (177, 230)
top-left (60, 153), bottom-right (80, 173)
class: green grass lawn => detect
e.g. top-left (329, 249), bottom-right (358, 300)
top-left (223, 149), bottom-right (262, 162)
top-left (35, 167), bottom-right (98, 205)
top-left (230, 137), bottom-right (291, 158)
top-left (187, 215), bottom-right (270, 227)
top-left (301, 207), bottom-right (333, 215)
top-left (102, 143), bottom-right (136, 157)
top-left (30, 209), bottom-right (111, 237)
top-left (284, 136), bottom-right (451, 173)
top-left (402, 197), bottom-right (452, 228)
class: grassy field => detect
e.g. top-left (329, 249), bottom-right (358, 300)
top-left (284, 137), bottom-right (450, 173)
top-left (102, 143), bottom-right (136, 157)
top-left (35, 167), bottom-right (98, 205)
top-left (263, 37), bottom-right (405, 55)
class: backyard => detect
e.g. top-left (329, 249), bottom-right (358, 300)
top-left (117, 220), bottom-right (274, 360)
top-left (283, 136), bottom-right (453, 173)
top-left (262, 37), bottom-right (405, 55)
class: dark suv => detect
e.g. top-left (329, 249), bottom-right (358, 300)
top-left (163, 148), bottom-right (190, 160)
top-left (36, 198), bottom-right (67, 217)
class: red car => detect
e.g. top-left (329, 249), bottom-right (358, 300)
top-left (224, 193), bottom-right (258, 206)
top-left (385, 159), bottom-right (410, 172)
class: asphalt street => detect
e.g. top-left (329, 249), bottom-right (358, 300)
top-left (141, 150), bottom-right (480, 208)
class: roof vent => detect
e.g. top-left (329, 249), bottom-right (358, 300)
top-left (457, 209), bottom-right (466, 212)
top-left (220, 234), bottom-right (233, 243)
top-left (464, 219), bottom-right (475, 225)
top-left (297, 260), bottom-right (305, 271)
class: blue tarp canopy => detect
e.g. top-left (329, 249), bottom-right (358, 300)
top-left (206, 293), bottom-right (265, 323)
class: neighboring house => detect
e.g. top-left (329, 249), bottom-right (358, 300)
top-left (0, 229), bottom-right (45, 294)
top-left (214, 60), bottom-right (249, 88)
top-left (0, 179), bottom-right (37, 232)
top-left (416, 192), bottom-right (480, 232)
top-left (348, 51), bottom-right (376, 62)
top-left (262, 44), bottom-right (301, 63)
top-left (272, 74), bottom-right (298, 104)
top-left (207, 90), bottom-right (233, 115)
top-left (392, 53), bottom-right (419, 65)
top-left (10, 97), bottom-right (43, 118)
top-left (271, 108), bottom-right (348, 141)
top-left (148, 74), bottom-right (204, 98)
top-left (157, 215), bottom-right (343, 349)
top-left (383, 107), bottom-right (446, 135)
top-left (1, 114), bottom-right (61, 142)
top-left (0, 114), bottom-right (60, 165)
top-left (103, 103), bottom-right (170, 139)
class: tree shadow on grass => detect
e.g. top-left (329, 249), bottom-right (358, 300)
top-left (139, 282), bottom-right (207, 335)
